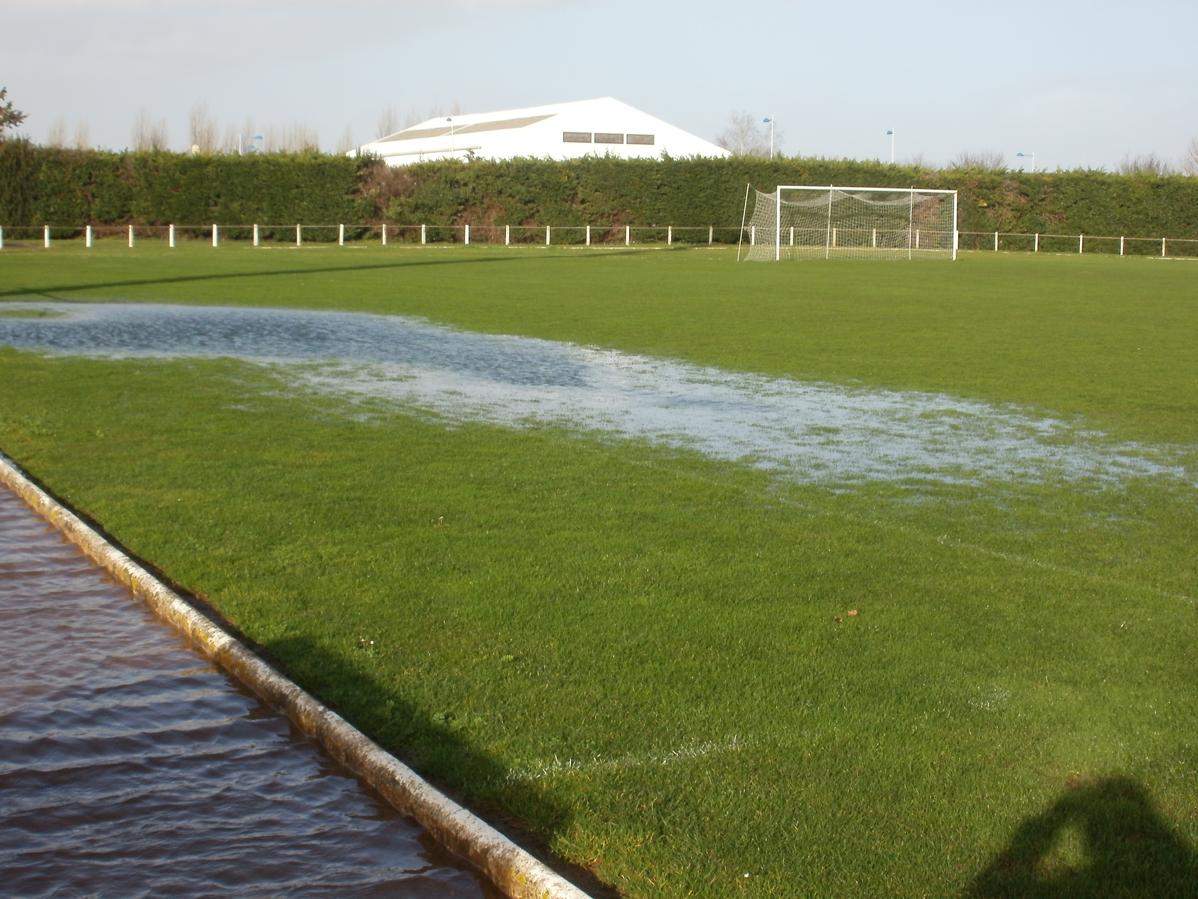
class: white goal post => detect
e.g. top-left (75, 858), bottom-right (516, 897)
top-left (739, 185), bottom-right (958, 261)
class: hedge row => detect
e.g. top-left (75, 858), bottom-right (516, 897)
top-left (369, 156), bottom-right (1198, 239)
top-left (3, 141), bottom-right (1197, 240)
top-left (0, 142), bottom-right (367, 226)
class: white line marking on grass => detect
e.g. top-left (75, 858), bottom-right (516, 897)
top-left (505, 734), bottom-right (751, 784)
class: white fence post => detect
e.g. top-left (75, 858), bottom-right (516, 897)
top-left (667, 225), bottom-right (673, 245)
top-left (708, 225), bottom-right (713, 245)
top-left (128, 225), bottom-right (134, 248)
top-left (464, 224), bottom-right (470, 245)
top-left (253, 223), bottom-right (260, 247)
top-left (832, 227), bottom-right (838, 248)
top-left (625, 225), bottom-right (630, 246)
top-left (212, 224), bottom-right (219, 248)
top-left (85, 225), bottom-right (94, 249)
top-left (169, 223), bottom-right (175, 248)
top-left (915, 228), bottom-right (921, 250)
top-left (504, 224), bottom-right (510, 246)
top-left (44, 225), bottom-right (50, 248)
top-left (750, 225), bottom-right (755, 246)
top-left (0, 226), bottom-right (4, 250)
top-left (381, 223), bottom-right (387, 246)
top-left (1120, 236), bottom-right (1125, 256)
top-left (1078, 234), bottom-right (1083, 254)
top-left (338, 223), bottom-right (345, 246)
top-left (545, 225), bottom-right (551, 246)
top-left (586, 224), bottom-right (591, 246)
top-left (872, 227), bottom-right (877, 248)
top-left (296, 224), bottom-right (302, 247)
top-left (1162, 237), bottom-right (1167, 258)
top-left (994, 231), bottom-right (999, 252)
top-left (421, 224), bottom-right (426, 245)
top-left (1034, 232), bottom-right (1039, 253)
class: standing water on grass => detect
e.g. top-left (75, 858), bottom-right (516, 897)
top-left (0, 301), bottom-right (1190, 488)
top-left (0, 487), bottom-right (492, 897)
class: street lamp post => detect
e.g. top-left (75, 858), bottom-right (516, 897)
top-left (885, 129), bottom-right (895, 164)
top-left (1016, 151), bottom-right (1036, 171)
top-left (762, 116), bottom-right (775, 160)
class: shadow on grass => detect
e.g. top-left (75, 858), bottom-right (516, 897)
top-left (264, 635), bottom-right (616, 898)
top-left (0, 248), bottom-right (655, 300)
top-left (969, 776), bottom-right (1198, 898)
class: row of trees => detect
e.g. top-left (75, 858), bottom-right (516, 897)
top-left (4, 87), bottom-right (1198, 175)
top-left (714, 109), bottom-right (1198, 175)
top-left (32, 99), bottom-right (465, 156)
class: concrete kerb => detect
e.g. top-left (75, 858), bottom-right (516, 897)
top-left (0, 450), bottom-right (590, 899)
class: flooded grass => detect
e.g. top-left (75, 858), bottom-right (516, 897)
top-left (0, 302), bottom-right (1189, 489)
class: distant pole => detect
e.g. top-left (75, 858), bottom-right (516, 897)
top-left (886, 129), bottom-right (895, 164)
top-left (1016, 151), bottom-right (1035, 172)
top-left (447, 116), bottom-right (455, 157)
top-left (763, 117), bottom-right (775, 160)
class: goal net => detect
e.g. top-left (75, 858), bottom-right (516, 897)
top-left (739, 185), bottom-right (958, 261)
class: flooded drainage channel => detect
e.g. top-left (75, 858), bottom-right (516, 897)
top-left (0, 486), bottom-right (494, 897)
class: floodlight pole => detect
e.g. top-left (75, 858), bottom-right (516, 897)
top-left (447, 116), bottom-right (455, 157)
top-left (886, 129), bottom-right (895, 164)
top-left (763, 117), bottom-right (775, 160)
top-left (1016, 151), bottom-right (1035, 172)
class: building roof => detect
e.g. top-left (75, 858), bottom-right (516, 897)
top-left (357, 97), bottom-right (729, 166)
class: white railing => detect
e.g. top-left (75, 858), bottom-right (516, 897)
top-left (2, 223), bottom-right (1196, 257)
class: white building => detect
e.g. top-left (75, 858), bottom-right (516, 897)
top-left (355, 97), bottom-right (729, 167)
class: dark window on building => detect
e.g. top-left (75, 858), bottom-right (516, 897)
top-left (594, 132), bottom-right (625, 144)
top-left (626, 133), bottom-right (655, 145)
top-left (563, 131), bottom-right (592, 143)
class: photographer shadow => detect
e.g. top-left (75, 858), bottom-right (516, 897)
top-left (969, 776), bottom-right (1198, 898)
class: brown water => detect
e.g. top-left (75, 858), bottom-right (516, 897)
top-left (0, 487), bottom-right (493, 897)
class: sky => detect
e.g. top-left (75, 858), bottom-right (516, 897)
top-left (6, 0), bottom-right (1197, 170)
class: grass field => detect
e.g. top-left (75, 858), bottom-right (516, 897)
top-left (2, 244), bottom-right (1196, 896)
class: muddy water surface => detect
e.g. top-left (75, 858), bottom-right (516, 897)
top-left (0, 488), bottom-right (492, 897)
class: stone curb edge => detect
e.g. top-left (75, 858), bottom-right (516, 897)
top-left (0, 450), bottom-right (590, 899)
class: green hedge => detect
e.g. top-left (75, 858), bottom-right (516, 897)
top-left (371, 156), bottom-right (1198, 239)
top-left (3, 141), bottom-right (1196, 240)
top-left (0, 142), bottom-right (368, 227)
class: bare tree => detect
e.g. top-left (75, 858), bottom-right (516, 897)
top-left (45, 115), bottom-right (67, 148)
top-left (715, 110), bottom-right (773, 157)
top-left (335, 124), bottom-right (356, 155)
top-left (376, 106), bottom-right (399, 139)
top-left (1181, 138), bottom-right (1198, 176)
top-left (1119, 153), bottom-right (1173, 176)
top-left (188, 102), bottom-right (219, 153)
top-left (220, 122), bottom-right (240, 154)
top-left (132, 108), bottom-right (169, 151)
top-left (73, 120), bottom-right (90, 150)
top-left (949, 150), bottom-right (1005, 170)
top-left (264, 122), bottom-right (319, 153)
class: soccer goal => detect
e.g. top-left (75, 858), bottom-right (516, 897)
top-left (738, 185), bottom-right (958, 261)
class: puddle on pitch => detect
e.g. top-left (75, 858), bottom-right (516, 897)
top-left (0, 301), bottom-right (1190, 488)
